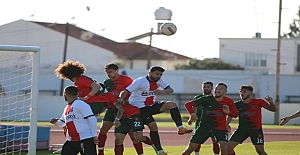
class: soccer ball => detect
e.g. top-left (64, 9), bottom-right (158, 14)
top-left (160, 23), bottom-right (177, 36)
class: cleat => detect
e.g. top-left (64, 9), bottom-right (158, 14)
top-left (151, 144), bottom-right (159, 155)
top-left (178, 127), bottom-right (193, 135)
top-left (158, 152), bottom-right (168, 155)
top-left (53, 148), bottom-right (62, 154)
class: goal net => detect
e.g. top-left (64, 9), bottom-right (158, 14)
top-left (0, 45), bottom-right (40, 155)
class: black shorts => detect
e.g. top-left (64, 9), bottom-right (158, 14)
top-left (229, 128), bottom-right (265, 145)
top-left (139, 101), bottom-right (164, 125)
top-left (61, 137), bottom-right (96, 155)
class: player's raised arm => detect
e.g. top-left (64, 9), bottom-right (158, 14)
top-left (264, 95), bottom-right (277, 112)
top-left (279, 110), bottom-right (300, 126)
top-left (113, 102), bottom-right (125, 128)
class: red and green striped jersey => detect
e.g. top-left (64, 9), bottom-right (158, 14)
top-left (104, 75), bottom-right (132, 99)
top-left (234, 98), bottom-right (269, 130)
top-left (74, 75), bottom-right (108, 104)
top-left (192, 95), bottom-right (238, 130)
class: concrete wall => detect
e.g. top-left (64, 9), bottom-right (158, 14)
top-left (38, 96), bottom-right (300, 125)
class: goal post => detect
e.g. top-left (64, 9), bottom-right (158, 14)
top-left (0, 45), bottom-right (40, 155)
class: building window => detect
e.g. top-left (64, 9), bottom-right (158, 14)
top-left (245, 53), bottom-right (267, 67)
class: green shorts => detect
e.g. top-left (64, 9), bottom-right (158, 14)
top-left (103, 108), bottom-right (118, 122)
top-left (190, 128), bottom-right (228, 144)
top-left (229, 128), bottom-right (264, 145)
top-left (89, 102), bottom-right (106, 115)
top-left (114, 114), bottom-right (144, 134)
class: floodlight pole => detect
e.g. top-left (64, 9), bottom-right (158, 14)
top-left (274, 0), bottom-right (282, 124)
top-left (147, 28), bottom-right (154, 69)
top-left (60, 22), bottom-right (69, 96)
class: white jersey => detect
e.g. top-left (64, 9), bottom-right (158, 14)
top-left (55, 99), bottom-right (97, 141)
top-left (126, 76), bottom-right (169, 108)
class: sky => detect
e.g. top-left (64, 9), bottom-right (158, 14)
top-left (0, 0), bottom-right (299, 59)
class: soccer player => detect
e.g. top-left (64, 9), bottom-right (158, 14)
top-left (182, 82), bottom-right (238, 155)
top-left (117, 66), bottom-right (193, 155)
top-left (54, 60), bottom-right (108, 115)
top-left (50, 86), bottom-right (98, 155)
top-left (279, 110), bottom-right (300, 125)
top-left (97, 63), bottom-right (146, 155)
top-left (105, 92), bottom-right (153, 155)
top-left (188, 81), bottom-right (220, 155)
top-left (227, 85), bottom-right (277, 155)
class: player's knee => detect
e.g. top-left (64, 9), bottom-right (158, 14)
top-left (114, 138), bottom-right (123, 145)
top-left (100, 121), bottom-right (113, 133)
top-left (147, 122), bottom-right (158, 131)
top-left (163, 101), bottom-right (178, 109)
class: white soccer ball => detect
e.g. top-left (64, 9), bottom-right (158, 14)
top-left (160, 23), bottom-right (177, 36)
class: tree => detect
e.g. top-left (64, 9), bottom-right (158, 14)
top-left (174, 58), bottom-right (244, 70)
top-left (283, 6), bottom-right (300, 38)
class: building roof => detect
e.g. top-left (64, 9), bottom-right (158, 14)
top-left (34, 21), bottom-right (190, 60)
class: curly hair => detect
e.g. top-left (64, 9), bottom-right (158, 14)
top-left (54, 60), bottom-right (86, 80)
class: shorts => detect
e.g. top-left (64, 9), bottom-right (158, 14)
top-left (190, 128), bottom-right (228, 144)
top-left (114, 114), bottom-right (144, 134)
top-left (61, 137), bottom-right (96, 155)
top-left (102, 108), bottom-right (118, 122)
top-left (139, 101), bottom-right (165, 125)
top-left (89, 102), bottom-right (106, 115)
top-left (229, 128), bottom-right (265, 145)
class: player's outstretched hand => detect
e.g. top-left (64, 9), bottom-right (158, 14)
top-left (188, 113), bottom-right (198, 125)
top-left (153, 89), bottom-right (164, 95)
top-left (265, 95), bottom-right (273, 102)
top-left (279, 117), bottom-right (290, 126)
top-left (50, 118), bottom-right (58, 124)
top-left (114, 120), bottom-right (121, 128)
top-left (93, 136), bottom-right (99, 144)
top-left (223, 105), bottom-right (230, 114)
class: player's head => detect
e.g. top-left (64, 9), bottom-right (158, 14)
top-left (54, 60), bottom-right (86, 82)
top-left (202, 81), bottom-right (213, 95)
top-left (214, 82), bottom-right (227, 98)
top-left (148, 66), bottom-right (165, 82)
top-left (63, 85), bottom-right (78, 102)
top-left (239, 85), bottom-right (253, 100)
top-left (104, 63), bottom-right (119, 80)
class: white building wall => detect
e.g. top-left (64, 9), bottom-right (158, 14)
top-left (0, 20), bottom-right (117, 70)
top-left (219, 38), bottom-right (299, 74)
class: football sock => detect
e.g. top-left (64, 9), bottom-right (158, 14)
top-left (195, 144), bottom-right (201, 152)
top-left (170, 107), bottom-right (183, 127)
top-left (150, 131), bottom-right (163, 151)
top-left (97, 133), bottom-right (107, 155)
top-left (114, 144), bottom-right (124, 155)
top-left (213, 143), bottom-right (220, 154)
top-left (195, 152), bottom-right (200, 155)
top-left (133, 142), bottom-right (143, 154)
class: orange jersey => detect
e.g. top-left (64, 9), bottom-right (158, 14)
top-left (75, 75), bottom-right (108, 104)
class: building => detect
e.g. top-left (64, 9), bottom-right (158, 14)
top-left (219, 37), bottom-right (300, 74)
top-left (0, 19), bottom-right (191, 70)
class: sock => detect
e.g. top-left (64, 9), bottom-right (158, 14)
top-left (150, 131), bottom-right (163, 151)
top-left (194, 144), bottom-right (201, 152)
top-left (97, 133), bottom-right (107, 155)
top-left (213, 143), bottom-right (220, 154)
top-left (227, 152), bottom-right (236, 155)
top-left (133, 142), bottom-right (143, 154)
top-left (195, 152), bottom-right (199, 155)
top-left (114, 144), bottom-right (124, 155)
top-left (142, 136), bottom-right (153, 145)
top-left (170, 107), bottom-right (183, 127)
